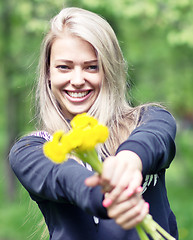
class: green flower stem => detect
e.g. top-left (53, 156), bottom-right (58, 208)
top-left (153, 219), bottom-right (176, 240)
top-left (139, 215), bottom-right (163, 239)
top-left (136, 225), bottom-right (149, 240)
top-left (139, 214), bottom-right (175, 240)
top-left (75, 149), bottom-right (103, 174)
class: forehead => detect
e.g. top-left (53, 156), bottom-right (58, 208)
top-left (50, 33), bottom-right (97, 62)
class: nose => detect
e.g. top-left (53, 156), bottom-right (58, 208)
top-left (70, 67), bottom-right (85, 87)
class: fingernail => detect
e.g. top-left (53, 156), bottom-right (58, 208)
top-left (127, 189), bottom-right (134, 197)
top-left (136, 186), bottom-right (143, 193)
top-left (145, 202), bottom-right (149, 209)
top-left (102, 198), bottom-right (112, 208)
top-left (84, 179), bottom-right (88, 184)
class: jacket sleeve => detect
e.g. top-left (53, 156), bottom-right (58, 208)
top-left (116, 107), bottom-right (177, 176)
top-left (9, 136), bottom-right (107, 218)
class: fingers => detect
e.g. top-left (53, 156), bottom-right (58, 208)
top-left (106, 170), bottom-right (143, 203)
top-left (115, 186), bottom-right (143, 204)
top-left (100, 151), bottom-right (143, 203)
top-left (127, 172), bottom-right (143, 196)
top-left (84, 173), bottom-right (100, 187)
top-left (100, 156), bottom-right (117, 193)
top-left (107, 196), bottom-right (149, 230)
top-left (103, 185), bottom-right (143, 208)
top-left (107, 157), bottom-right (128, 187)
top-left (85, 150), bottom-right (148, 231)
top-left (116, 201), bottom-right (149, 230)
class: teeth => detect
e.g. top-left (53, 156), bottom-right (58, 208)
top-left (67, 91), bottom-right (89, 98)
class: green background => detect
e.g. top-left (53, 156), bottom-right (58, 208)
top-left (0, 0), bottom-right (193, 239)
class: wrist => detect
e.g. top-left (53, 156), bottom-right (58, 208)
top-left (116, 150), bottom-right (143, 172)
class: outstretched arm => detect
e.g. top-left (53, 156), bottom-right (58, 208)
top-left (9, 136), bottom-right (107, 218)
top-left (86, 107), bottom-right (176, 229)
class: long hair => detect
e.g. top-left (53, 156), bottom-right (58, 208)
top-left (36, 7), bottom-right (143, 157)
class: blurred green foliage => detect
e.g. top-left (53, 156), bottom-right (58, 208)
top-left (0, 0), bottom-right (193, 239)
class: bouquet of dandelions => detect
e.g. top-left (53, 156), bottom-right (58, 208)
top-left (43, 113), bottom-right (175, 240)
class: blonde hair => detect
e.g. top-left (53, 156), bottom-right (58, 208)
top-left (36, 7), bottom-right (143, 157)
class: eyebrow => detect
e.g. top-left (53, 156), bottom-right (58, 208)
top-left (55, 59), bottom-right (98, 64)
top-left (84, 60), bottom-right (98, 64)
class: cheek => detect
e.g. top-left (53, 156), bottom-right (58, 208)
top-left (50, 74), bottom-right (68, 89)
top-left (49, 79), bottom-right (59, 95)
top-left (50, 67), bottom-right (68, 86)
top-left (90, 71), bottom-right (103, 87)
top-left (50, 80), bottom-right (60, 90)
top-left (49, 75), bottom-right (62, 96)
top-left (95, 73), bottom-right (103, 91)
top-left (49, 84), bottom-right (59, 101)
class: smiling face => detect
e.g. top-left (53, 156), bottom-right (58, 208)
top-left (49, 32), bottom-right (103, 120)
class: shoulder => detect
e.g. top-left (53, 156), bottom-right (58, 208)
top-left (9, 131), bottom-right (51, 162)
top-left (130, 105), bottom-right (177, 142)
top-left (138, 105), bottom-right (176, 126)
top-left (28, 131), bottom-right (52, 141)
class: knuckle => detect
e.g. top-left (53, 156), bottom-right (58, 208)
top-left (130, 198), bottom-right (138, 207)
top-left (116, 217), bottom-right (124, 225)
top-left (108, 210), bottom-right (117, 219)
top-left (102, 177), bottom-right (110, 184)
top-left (108, 185), bottom-right (122, 200)
top-left (122, 223), bottom-right (131, 230)
top-left (134, 205), bottom-right (141, 216)
top-left (102, 184), bottom-right (112, 193)
top-left (107, 210), bottom-right (113, 218)
top-left (135, 214), bottom-right (144, 224)
top-left (119, 183), bottom-right (127, 191)
top-left (111, 188), bottom-right (120, 196)
top-left (110, 182), bottom-right (116, 189)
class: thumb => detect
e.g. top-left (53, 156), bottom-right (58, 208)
top-left (85, 173), bottom-right (100, 187)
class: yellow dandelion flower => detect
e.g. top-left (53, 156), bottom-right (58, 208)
top-left (43, 114), bottom-right (109, 166)
top-left (71, 113), bottom-right (98, 129)
top-left (93, 124), bottom-right (109, 143)
top-left (77, 127), bottom-right (97, 151)
top-left (74, 123), bottom-right (109, 151)
top-left (65, 129), bottom-right (84, 150)
top-left (69, 113), bottom-right (109, 151)
top-left (52, 130), bottom-right (64, 142)
top-left (43, 130), bottom-right (70, 164)
top-left (43, 141), bottom-right (67, 164)
top-left (60, 133), bottom-right (74, 154)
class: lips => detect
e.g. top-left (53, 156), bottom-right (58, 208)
top-left (66, 91), bottom-right (90, 98)
top-left (64, 90), bottom-right (92, 102)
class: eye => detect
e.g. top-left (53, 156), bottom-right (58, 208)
top-left (87, 65), bottom-right (99, 72)
top-left (56, 65), bottom-right (70, 71)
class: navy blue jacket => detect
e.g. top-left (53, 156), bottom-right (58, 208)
top-left (9, 107), bottom-right (178, 240)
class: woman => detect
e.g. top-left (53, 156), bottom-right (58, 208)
top-left (9, 7), bottom-right (178, 240)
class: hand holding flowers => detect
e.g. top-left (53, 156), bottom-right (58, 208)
top-left (43, 113), bottom-right (175, 240)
